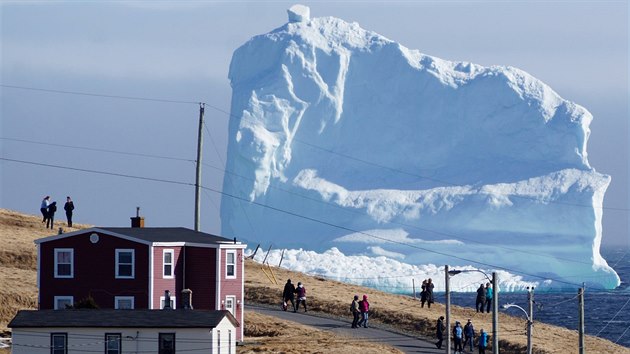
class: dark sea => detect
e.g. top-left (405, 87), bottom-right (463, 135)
top-left (447, 247), bottom-right (630, 348)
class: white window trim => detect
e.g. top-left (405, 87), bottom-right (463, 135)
top-left (54, 248), bottom-right (74, 278)
top-left (54, 296), bottom-right (74, 310)
top-left (160, 295), bottom-right (177, 309)
top-left (115, 249), bottom-right (135, 279)
top-left (114, 296), bottom-right (135, 309)
top-left (225, 295), bottom-right (236, 316)
top-left (225, 250), bottom-right (236, 279)
top-left (163, 249), bottom-right (174, 279)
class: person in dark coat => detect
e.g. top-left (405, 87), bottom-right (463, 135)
top-left (64, 196), bottom-right (74, 227)
top-left (295, 282), bottom-right (307, 312)
top-left (40, 196), bottom-right (50, 223)
top-left (425, 278), bottom-right (435, 308)
top-left (464, 319), bottom-right (475, 352)
top-left (476, 284), bottom-right (486, 313)
top-left (46, 201), bottom-right (57, 229)
top-left (282, 279), bottom-right (296, 312)
top-left (350, 295), bottom-right (360, 328)
top-left (435, 315), bottom-right (445, 349)
top-left (420, 279), bottom-right (428, 308)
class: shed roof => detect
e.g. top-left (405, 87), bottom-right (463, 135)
top-left (9, 309), bottom-right (239, 328)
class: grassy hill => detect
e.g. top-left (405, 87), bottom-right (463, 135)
top-left (1, 208), bottom-right (628, 353)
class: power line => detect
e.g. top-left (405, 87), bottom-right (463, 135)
top-left (1, 84), bottom-right (200, 105)
top-left (0, 157), bottom-right (194, 187)
top-left (1, 137), bottom-right (196, 163)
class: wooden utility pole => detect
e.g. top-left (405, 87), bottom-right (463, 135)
top-left (578, 285), bottom-right (586, 354)
top-left (527, 287), bottom-right (534, 354)
top-left (194, 103), bottom-right (205, 231)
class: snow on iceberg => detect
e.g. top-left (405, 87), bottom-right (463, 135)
top-left (222, 6), bottom-right (620, 290)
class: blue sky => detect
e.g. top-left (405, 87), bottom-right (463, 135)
top-left (1, 1), bottom-right (628, 246)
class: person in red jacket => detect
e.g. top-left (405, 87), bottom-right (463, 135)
top-left (357, 294), bottom-right (370, 328)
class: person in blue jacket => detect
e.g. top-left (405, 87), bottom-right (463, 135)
top-left (478, 328), bottom-right (488, 354)
top-left (485, 283), bottom-right (493, 313)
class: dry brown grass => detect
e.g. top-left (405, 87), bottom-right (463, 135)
top-left (1, 208), bottom-right (628, 354)
top-left (241, 312), bottom-right (402, 354)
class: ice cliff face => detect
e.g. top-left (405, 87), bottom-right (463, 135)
top-left (222, 6), bottom-right (620, 290)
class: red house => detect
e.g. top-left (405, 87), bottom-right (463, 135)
top-left (34, 224), bottom-right (246, 341)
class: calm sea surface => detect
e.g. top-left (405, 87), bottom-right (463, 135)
top-left (447, 247), bottom-right (630, 348)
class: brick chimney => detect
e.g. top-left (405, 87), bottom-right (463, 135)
top-left (130, 207), bottom-right (144, 228)
top-left (181, 289), bottom-right (193, 310)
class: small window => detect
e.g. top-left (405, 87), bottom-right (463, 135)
top-left (54, 249), bottom-right (73, 278)
top-left (226, 251), bottom-right (236, 278)
top-left (51, 333), bottom-right (67, 354)
top-left (115, 249), bottom-right (134, 279)
top-left (158, 333), bottom-right (175, 354)
top-left (217, 330), bottom-right (221, 354)
top-left (54, 296), bottom-right (73, 310)
top-left (105, 333), bottom-right (121, 354)
top-left (163, 249), bottom-right (174, 278)
top-left (160, 296), bottom-right (176, 309)
top-left (114, 296), bottom-right (134, 309)
top-left (225, 296), bottom-right (235, 316)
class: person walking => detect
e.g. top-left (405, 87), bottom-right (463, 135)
top-left (46, 201), bottom-right (57, 229)
top-left (453, 321), bottom-right (464, 354)
top-left (40, 196), bottom-right (50, 223)
top-left (478, 328), bottom-right (488, 354)
top-left (425, 278), bottom-right (435, 308)
top-left (485, 283), bottom-right (493, 313)
top-left (350, 295), bottom-right (360, 328)
top-left (476, 284), bottom-right (486, 313)
top-left (436, 315), bottom-right (445, 349)
top-left (464, 319), bottom-right (475, 352)
top-left (357, 294), bottom-right (370, 328)
top-left (64, 196), bottom-right (75, 227)
top-left (295, 282), bottom-right (307, 312)
top-left (282, 279), bottom-right (296, 312)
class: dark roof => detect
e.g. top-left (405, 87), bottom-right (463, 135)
top-left (9, 309), bottom-right (239, 328)
top-left (100, 227), bottom-right (236, 245)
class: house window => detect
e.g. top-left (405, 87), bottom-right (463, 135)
top-left (225, 296), bottom-right (236, 316)
top-left (54, 249), bottom-right (73, 278)
top-left (163, 249), bottom-right (174, 278)
top-left (160, 296), bottom-right (176, 309)
top-left (105, 333), bottom-right (121, 354)
top-left (115, 249), bottom-right (134, 279)
top-left (158, 333), bottom-right (175, 354)
top-left (226, 251), bottom-right (236, 279)
top-left (51, 333), bottom-right (67, 354)
top-left (217, 330), bottom-right (221, 354)
top-left (54, 296), bottom-right (73, 310)
top-left (114, 296), bottom-right (134, 309)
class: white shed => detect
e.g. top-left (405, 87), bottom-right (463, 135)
top-left (9, 309), bottom-right (238, 354)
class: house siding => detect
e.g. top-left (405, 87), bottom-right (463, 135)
top-left (152, 246), bottom-right (183, 309)
top-left (219, 247), bottom-right (244, 341)
top-left (39, 232), bottom-right (149, 310)
top-left (185, 246), bottom-right (217, 311)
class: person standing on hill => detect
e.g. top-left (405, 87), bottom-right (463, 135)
top-left (485, 283), bottom-right (493, 313)
top-left (464, 319), bottom-right (475, 352)
top-left (295, 282), bottom-right (307, 312)
top-left (350, 295), bottom-right (360, 328)
top-left (46, 201), bottom-right (57, 229)
top-left (425, 278), bottom-right (435, 308)
top-left (476, 284), bottom-right (486, 313)
top-left (435, 315), bottom-right (445, 349)
top-left (478, 328), bottom-right (488, 354)
top-left (357, 294), bottom-right (370, 328)
top-left (420, 279), bottom-right (428, 308)
top-left (282, 279), bottom-right (296, 312)
top-left (64, 196), bottom-right (75, 227)
top-left (40, 196), bottom-right (50, 223)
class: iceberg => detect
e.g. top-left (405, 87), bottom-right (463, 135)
top-left (221, 5), bottom-right (620, 291)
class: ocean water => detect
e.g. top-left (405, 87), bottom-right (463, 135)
top-left (448, 247), bottom-right (630, 348)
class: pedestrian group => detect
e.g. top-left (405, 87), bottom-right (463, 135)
top-left (436, 316), bottom-right (489, 353)
top-left (40, 195), bottom-right (75, 229)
